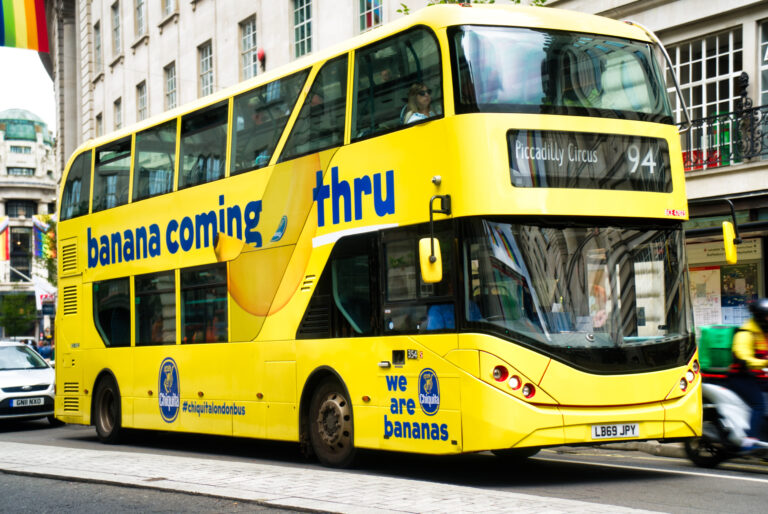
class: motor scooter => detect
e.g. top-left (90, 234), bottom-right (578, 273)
top-left (684, 381), bottom-right (768, 468)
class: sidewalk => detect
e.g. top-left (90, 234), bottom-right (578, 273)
top-left (0, 441), bottom-right (655, 513)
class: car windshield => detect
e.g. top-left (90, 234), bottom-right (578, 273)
top-left (462, 219), bottom-right (694, 373)
top-left (450, 25), bottom-right (672, 122)
top-left (0, 345), bottom-right (49, 370)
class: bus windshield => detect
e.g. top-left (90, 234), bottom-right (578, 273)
top-left (450, 25), bottom-right (672, 122)
top-left (463, 219), bottom-right (694, 373)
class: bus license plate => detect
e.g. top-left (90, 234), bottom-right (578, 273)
top-left (11, 397), bottom-right (44, 408)
top-left (591, 423), bottom-right (639, 440)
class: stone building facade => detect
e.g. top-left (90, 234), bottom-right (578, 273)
top-left (0, 109), bottom-right (58, 339)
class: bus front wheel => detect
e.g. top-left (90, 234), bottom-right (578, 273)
top-left (93, 376), bottom-right (123, 444)
top-left (309, 380), bottom-right (355, 468)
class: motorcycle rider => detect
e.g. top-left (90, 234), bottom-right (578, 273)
top-left (728, 298), bottom-right (768, 448)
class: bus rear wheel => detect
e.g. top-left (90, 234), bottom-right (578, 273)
top-left (309, 380), bottom-right (355, 468)
top-left (93, 376), bottom-right (123, 444)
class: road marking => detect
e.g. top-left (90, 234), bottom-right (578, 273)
top-left (536, 455), bottom-right (768, 484)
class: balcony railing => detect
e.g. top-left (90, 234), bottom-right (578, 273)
top-left (679, 74), bottom-right (768, 172)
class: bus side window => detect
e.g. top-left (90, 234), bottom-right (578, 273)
top-left (352, 27), bottom-right (443, 141)
top-left (279, 55), bottom-right (348, 162)
top-left (60, 151), bottom-right (92, 220)
top-left (230, 69), bottom-right (309, 175)
top-left (179, 101), bottom-right (228, 189)
top-left (133, 120), bottom-right (176, 202)
top-left (93, 278), bottom-right (131, 348)
top-left (93, 137), bottom-right (131, 212)
top-left (180, 264), bottom-right (228, 343)
top-left (135, 271), bottom-right (176, 346)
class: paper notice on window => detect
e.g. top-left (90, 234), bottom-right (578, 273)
top-left (689, 266), bottom-right (722, 326)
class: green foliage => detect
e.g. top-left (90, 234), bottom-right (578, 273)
top-left (0, 294), bottom-right (37, 337)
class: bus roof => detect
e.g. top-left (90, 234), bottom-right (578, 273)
top-left (68, 4), bottom-right (651, 162)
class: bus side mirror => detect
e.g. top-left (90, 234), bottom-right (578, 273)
top-left (419, 238), bottom-right (442, 283)
top-left (722, 221), bottom-right (738, 264)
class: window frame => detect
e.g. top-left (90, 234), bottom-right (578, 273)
top-left (93, 277), bottom-right (132, 348)
top-left (359, 0), bottom-right (382, 33)
top-left (240, 15), bottom-right (258, 81)
top-left (136, 80), bottom-right (148, 121)
top-left (165, 61), bottom-right (177, 110)
top-left (293, 0), bottom-right (312, 58)
top-left (180, 263), bottom-right (228, 344)
top-left (111, 2), bottom-right (121, 56)
top-left (94, 21), bottom-right (102, 70)
top-left (134, 270), bottom-right (176, 346)
top-left (133, 119), bottom-right (177, 202)
top-left (135, 0), bottom-right (146, 38)
top-left (60, 150), bottom-right (92, 221)
top-left (198, 40), bottom-right (214, 97)
top-left (93, 136), bottom-right (132, 212)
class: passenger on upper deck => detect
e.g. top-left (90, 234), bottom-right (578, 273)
top-left (403, 83), bottom-right (436, 124)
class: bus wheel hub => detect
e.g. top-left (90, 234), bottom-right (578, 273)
top-left (316, 393), bottom-right (350, 446)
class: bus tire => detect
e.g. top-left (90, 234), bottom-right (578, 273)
top-left (492, 447), bottom-right (540, 460)
top-left (308, 380), bottom-right (355, 468)
top-left (93, 376), bottom-right (123, 444)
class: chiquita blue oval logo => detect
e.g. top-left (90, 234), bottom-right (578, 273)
top-left (158, 357), bottom-right (180, 423)
top-left (418, 368), bottom-right (440, 416)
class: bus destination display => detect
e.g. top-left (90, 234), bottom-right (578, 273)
top-left (508, 130), bottom-right (671, 192)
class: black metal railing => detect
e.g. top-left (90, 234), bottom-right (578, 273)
top-left (678, 73), bottom-right (768, 172)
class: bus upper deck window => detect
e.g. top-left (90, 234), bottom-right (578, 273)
top-left (179, 101), bottom-right (228, 189)
top-left (60, 151), bottom-right (92, 220)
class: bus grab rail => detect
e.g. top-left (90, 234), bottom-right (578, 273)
top-left (624, 20), bottom-right (692, 135)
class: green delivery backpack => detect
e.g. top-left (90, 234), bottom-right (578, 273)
top-left (698, 325), bottom-right (739, 372)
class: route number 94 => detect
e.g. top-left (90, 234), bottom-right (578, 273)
top-left (627, 144), bottom-right (656, 175)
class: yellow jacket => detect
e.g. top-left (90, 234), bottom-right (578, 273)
top-left (732, 319), bottom-right (768, 370)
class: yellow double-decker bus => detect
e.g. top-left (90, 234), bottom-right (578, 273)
top-left (55, 4), bottom-right (705, 467)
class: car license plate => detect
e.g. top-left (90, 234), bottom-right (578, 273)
top-left (11, 397), bottom-right (44, 408)
top-left (591, 423), bottom-right (639, 440)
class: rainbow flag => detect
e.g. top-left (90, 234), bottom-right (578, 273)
top-left (0, 216), bottom-right (9, 261)
top-left (1, 0), bottom-right (49, 52)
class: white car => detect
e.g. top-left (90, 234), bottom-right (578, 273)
top-left (0, 341), bottom-right (61, 425)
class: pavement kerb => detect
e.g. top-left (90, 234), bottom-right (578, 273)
top-left (598, 441), bottom-right (686, 459)
top-left (0, 441), bottom-right (658, 513)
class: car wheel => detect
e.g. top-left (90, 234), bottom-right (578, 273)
top-left (47, 415), bottom-right (65, 427)
top-left (93, 376), bottom-right (123, 444)
top-left (308, 380), bottom-right (355, 468)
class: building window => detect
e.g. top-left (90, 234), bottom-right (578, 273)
top-left (96, 113), bottom-right (103, 136)
top-left (94, 21), bottom-right (102, 69)
top-left (760, 22), bottom-right (768, 105)
top-left (668, 28), bottom-right (743, 122)
top-left (165, 62), bottom-right (177, 110)
top-left (114, 98), bottom-right (122, 129)
top-left (111, 2), bottom-right (121, 56)
top-left (137, 81), bottom-right (148, 121)
top-left (135, 0), bottom-right (146, 37)
top-left (359, 0), bottom-right (382, 32)
top-left (669, 28), bottom-right (743, 171)
top-left (240, 16), bottom-right (258, 80)
top-left (10, 227), bottom-right (32, 282)
top-left (162, 0), bottom-right (176, 17)
top-left (6, 200), bottom-right (37, 217)
top-left (9, 146), bottom-right (31, 154)
top-left (7, 167), bottom-right (35, 177)
top-left (293, 0), bottom-right (312, 58)
top-left (199, 41), bottom-right (214, 97)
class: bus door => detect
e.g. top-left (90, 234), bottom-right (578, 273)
top-left (378, 232), bottom-right (461, 453)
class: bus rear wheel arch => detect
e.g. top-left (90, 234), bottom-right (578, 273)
top-left (92, 373), bottom-right (123, 444)
top-left (306, 377), bottom-right (355, 468)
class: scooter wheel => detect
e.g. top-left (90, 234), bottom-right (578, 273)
top-left (684, 438), bottom-right (728, 468)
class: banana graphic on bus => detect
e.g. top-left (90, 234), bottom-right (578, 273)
top-left (214, 151), bottom-right (333, 318)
